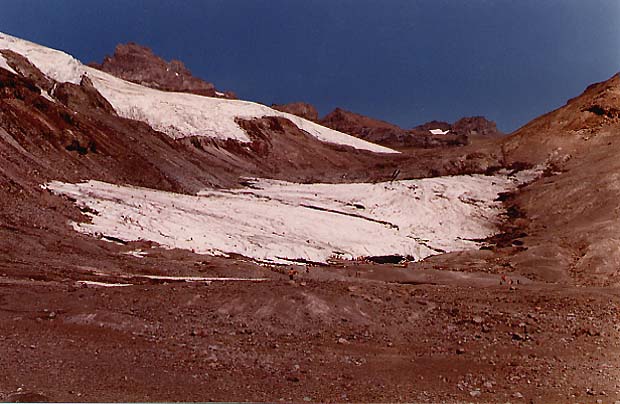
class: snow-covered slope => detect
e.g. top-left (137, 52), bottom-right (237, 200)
top-left (0, 32), bottom-right (396, 153)
top-left (0, 33), bottom-right (83, 84)
top-left (46, 173), bottom-right (534, 264)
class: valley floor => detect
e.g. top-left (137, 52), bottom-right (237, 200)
top-left (1, 248), bottom-right (619, 403)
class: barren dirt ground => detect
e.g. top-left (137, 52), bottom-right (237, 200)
top-left (1, 245), bottom-right (620, 403)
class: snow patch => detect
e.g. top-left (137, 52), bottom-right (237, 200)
top-left (40, 89), bottom-right (56, 103)
top-left (45, 172), bottom-right (535, 264)
top-left (0, 53), bottom-right (16, 74)
top-left (430, 129), bottom-right (450, 135)
top-left (139, 275), bottom-right (268, 282)
top-left (123, 249), bottom-right (147, 259)
top-left (77, 280), bottom-right (132, 287)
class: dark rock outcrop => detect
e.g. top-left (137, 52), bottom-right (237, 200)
top-left (320, 107), bottom-right (402, 142)
top-left (89, 43), bottom-right (234, 98)
top-left (271, 102), bottom-right (319, 122)
top-left (451, 116), bottom-right (502, 137)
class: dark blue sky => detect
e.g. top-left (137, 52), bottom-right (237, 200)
top-left (1, 0), bottom-right (618, 132)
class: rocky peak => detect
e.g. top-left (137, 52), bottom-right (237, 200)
top-left (89, 43), bottom-right (235, 98)
top-left (320, 107), bottom-right (402, 133)
top-left (451, 116), bottom-right (503, 137)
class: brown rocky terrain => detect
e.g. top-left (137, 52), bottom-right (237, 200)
top-left (490, 73), bottom-right (620, 286)
top-left (89, 43), bottom-right (235, 98)
top-left (1, 37), bottom-right (620, 403)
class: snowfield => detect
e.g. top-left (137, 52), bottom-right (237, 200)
top-left (0, 32), bottom-right (396, 153)
top-left (45, 172), bottom-right (535, 264)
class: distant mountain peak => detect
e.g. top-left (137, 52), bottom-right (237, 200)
top-left (273, 102), bottom-right (502, 149)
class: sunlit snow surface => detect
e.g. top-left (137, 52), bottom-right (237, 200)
top-left (0, 53), bottom-right (16, 74)
top-left (430, 129), bottom-right (450, 135)
top-left (46, 172), bottom-right (536, 264)
top-left (0, 32), bottom-right (396, 153)
top-left (0, 33), bottom-right (83, 83)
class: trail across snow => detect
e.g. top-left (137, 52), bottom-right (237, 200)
top-left (46, 172), bottom-right (536, 264)
top-left (0, 32), bottom-right (396, 153)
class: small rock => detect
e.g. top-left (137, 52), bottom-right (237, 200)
top-left (337, 337), bottom-right (350, 345)
top-left (513, 392), bottom-right (523, 398)
top-left (469, 389), bottom-right (481, 397)
top-left (472, 316), bottom-right (484, 324)
top-left (512, 332), bottom-right (525, 341)
top-left (456, 347), bottom-right (466, 355)
top-left (303, 397), bottom-right (312, 402)
top-left (286, 375), bottom-right (300, 383)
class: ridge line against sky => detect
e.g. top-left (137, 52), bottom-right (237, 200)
top-left (0, 0), bottom-right (618, 132)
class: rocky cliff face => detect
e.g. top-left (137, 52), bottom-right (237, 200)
top-left (89, 43), bottom-right (235, 98)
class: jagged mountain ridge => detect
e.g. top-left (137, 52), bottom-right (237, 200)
top-left (273, 103), bottom-right (503, 148)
